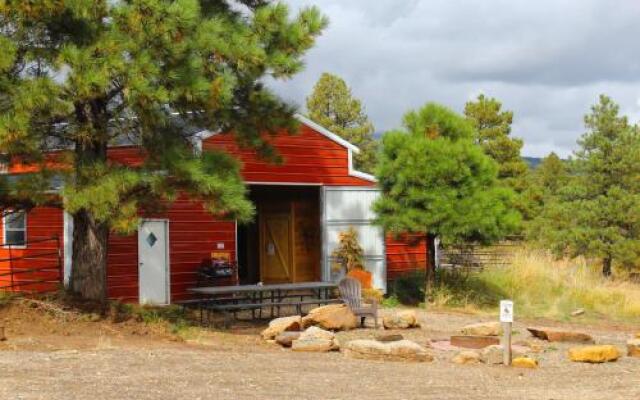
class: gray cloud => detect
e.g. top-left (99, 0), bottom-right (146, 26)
top-left (267, 0), bottom-right (640, 157)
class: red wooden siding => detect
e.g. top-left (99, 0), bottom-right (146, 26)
top-left (385, 234), bottom-right (428, 280)
top-left (6, 146), bottom-right (146, 174)
top-left (0, 207), bottom-right (63, 293)
top-left (106, 198), bottom-right (236, 303)
top-left (204, 124), bottom-right (374, 186)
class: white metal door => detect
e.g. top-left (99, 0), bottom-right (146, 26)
top-left (321, 187), bottom-right (386, 291)
top-left (138, 219), bottom-right (170, 304)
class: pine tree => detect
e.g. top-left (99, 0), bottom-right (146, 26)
top-left (373, 103), bottom-right (520, 297)
top-left (532, 95), bottom-right (640, 276)
top-left (520, 152), bottom-right (569, 222)
top-left (306, 72), bottom-right (377, 172)
top-left (0, 1), bottom-right (327, 301)
top-left (464, 94), bottom-right (528, 187)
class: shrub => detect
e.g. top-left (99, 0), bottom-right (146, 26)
top-left (388, 270), bottom-right (426, 305)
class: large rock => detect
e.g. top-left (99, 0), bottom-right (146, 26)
top-left (383, 310), bottom-right (420, 329)
top-left (301, 304), bottom-right (358, 331)
top-left (275, 331), bottom-right (301, 347)
top-left (480, 345), bottom-right (525, 365)
top-left (627, 339), bottom-right (640, 357)
top-left (512, 357), bottom-right (538, 369)
top-left (291, 326), bottom-right (339, 352)
top-left (452, 350), bottom-right (481, 365)
top-left (375, 332), bottom-right (404, 342)
top-left (450, 335), bottom-right (500, 349)
top-left (527, 327), bottom-right (594, 343)
top-left (460, 321), bottom-right (502, 337)
top-left (261, 316), bottom-right (302, 340)
top-left (568, 345), bottom-right (621, 363)
top-left (343, 339), bottom-right (433, 362)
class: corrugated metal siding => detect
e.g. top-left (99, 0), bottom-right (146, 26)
top-left (0, 207), bottom-right (63, 293)
top-left (204, 125), bottom-right (374, 186)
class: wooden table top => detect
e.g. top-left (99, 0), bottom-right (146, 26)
top-left (187, 281), bottom-right (338, 295)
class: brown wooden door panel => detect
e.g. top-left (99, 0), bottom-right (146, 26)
top-left (260, 213), bottom-right (292, 283)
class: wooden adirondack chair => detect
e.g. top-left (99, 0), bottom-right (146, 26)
top-left (339, 277), bottom-right (378, 328)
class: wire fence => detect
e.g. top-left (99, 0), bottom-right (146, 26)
top-left (438, 238), bottom-right (522, 272)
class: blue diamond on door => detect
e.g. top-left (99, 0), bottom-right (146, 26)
top-left (146, 232), bottom-right (158, 247)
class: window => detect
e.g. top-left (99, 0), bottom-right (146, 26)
top-left (3, 210), bottom-right (26, 247)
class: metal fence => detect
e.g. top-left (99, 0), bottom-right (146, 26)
top-left (438, 239), bottom-right (521, 272)
top-left (0, 236), bottom-right (62, 292)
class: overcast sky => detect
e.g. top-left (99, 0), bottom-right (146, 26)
top-left (267, 0), bottom-right (640, 157)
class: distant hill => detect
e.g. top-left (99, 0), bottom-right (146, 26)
top-left (523, 157), bottom-right (542, 169)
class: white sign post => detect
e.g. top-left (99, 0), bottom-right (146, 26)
top-left (500, 300), bottom-right (514, 366)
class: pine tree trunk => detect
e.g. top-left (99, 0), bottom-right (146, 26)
top-left (70, 209), bottom-right (109, 302)
top-left (602, 256), bottom-right (613, 278)
top-left (424, 232), bottom-right (437, 302)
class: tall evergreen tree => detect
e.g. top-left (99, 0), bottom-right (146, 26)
top-left (0, 1), bottom-right (327, 301)
top-left (306, 72), bottom-right (377, 172)
top-left (464, 94), bottom-right (528, 187)
top-left (520, 152), bottom-right (569, 222)
top-left (532, 95), bottom-right (640, 276)
top-left (374, 103), bottom-right (520, 297)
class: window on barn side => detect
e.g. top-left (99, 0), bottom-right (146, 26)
top-left (3, 210), bottom-right (27, 248)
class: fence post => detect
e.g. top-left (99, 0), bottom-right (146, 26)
top-left (8, 243), bottom-right (13, 290)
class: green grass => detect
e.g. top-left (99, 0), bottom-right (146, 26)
top-left (429, 249), bottom-right (640, 322)
top-left (109, 302), bottom-right (194, 334)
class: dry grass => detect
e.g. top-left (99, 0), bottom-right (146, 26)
top-left (431, 249), bottom-right (640, 323)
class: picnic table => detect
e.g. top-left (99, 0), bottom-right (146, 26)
top-left (186, 281), bottom-right (340, 325)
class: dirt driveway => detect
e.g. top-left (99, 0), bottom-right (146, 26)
top-left (1, 308), bottom-right (639, 400)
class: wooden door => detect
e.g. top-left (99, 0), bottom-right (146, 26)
top-left (260, 212), bottom-right (293, 283)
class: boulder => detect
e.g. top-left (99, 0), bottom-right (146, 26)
top-left (480, 345), bottom-right (525, 365)
top-left (527, 327), bottom-right (594, 343)
top-left (275, 331), bottom-right (301, 348)
top-left (460, 321), bottom-right (502, 337)
top-left (452, 350), bottom-right (481, 365)
top-left (291, 338), bottom-right (334, 352)
top-left (261, 316), bottom-right (302, 340)
top-left (301, 304), bottom-right (358, 331)
top-left (291, 326), bottom-right (339, 352)
top-left (627, 339), bottom-right (640, 357)
top-left (299, 326), bottom-right (335, 341)
top-left (375, 332), bottom-right (404, 342)
top-left (568, 345), bottom-right (621, 363)
top-left (382, 310), bottom-right (420, 329)
top-left (512, 357), bottom-right (538, 369)
top-left (343, 339), bottom-right (433, 362)
top-left (450, 335), bottom-right (500, 349)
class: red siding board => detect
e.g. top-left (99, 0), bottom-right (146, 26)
top-left (0, 207), bottom-right (63, 293)
top-left (204, 124), bottom-right (373, 187)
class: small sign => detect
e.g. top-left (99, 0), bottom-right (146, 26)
top-left (216, 242), bottom-right (225, 250)
top-left (500, 300), bottom-right (514, 323)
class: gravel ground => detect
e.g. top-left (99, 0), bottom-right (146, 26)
top-left (1, 309), bottom-right (639, 400)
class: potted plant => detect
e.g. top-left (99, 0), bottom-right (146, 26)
top-left (332, 227), bottom-right (372, 289)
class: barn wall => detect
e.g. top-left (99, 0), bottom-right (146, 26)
top-left (0, 207), bottom-right (64, 293)
top-left (106, 197), bottom-right (236, 303)
top-left (204, 124), bottom-right (374, 186)
top-left (385, 234), bottom-right (428, 280)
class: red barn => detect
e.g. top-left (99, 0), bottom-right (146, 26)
top-left (0, 115), bottom-right (426, 304)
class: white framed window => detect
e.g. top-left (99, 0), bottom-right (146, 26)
top-left (3, 210), bottom-right (27, 248)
